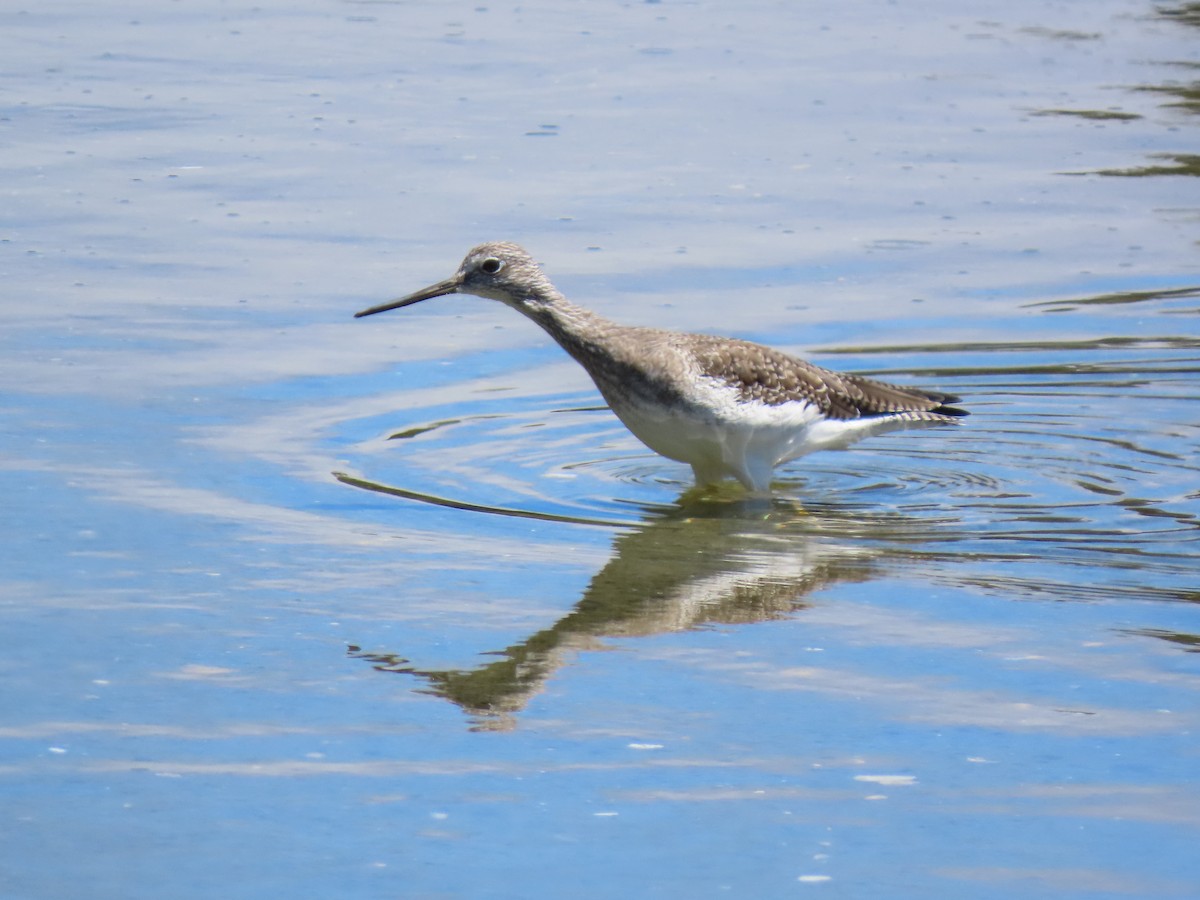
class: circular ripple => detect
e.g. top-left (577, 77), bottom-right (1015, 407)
top-left (336, 393), bottom-right (687, 524)
top-left (332, 369), bottom-right (1199, 586)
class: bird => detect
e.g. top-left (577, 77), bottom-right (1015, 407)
top-left (354, 242), bottom-right (967, 493)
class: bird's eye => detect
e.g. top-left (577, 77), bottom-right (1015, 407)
top-left (479, 257), bottom-right (504, 275)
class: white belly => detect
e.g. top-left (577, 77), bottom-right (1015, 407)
top-left (608, 389), bottom-right (827, 491)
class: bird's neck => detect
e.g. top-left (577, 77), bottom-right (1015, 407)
top-left (511, 291), bottom-right (626, 361)
top-left (508, 291), bottom-right (683, 411)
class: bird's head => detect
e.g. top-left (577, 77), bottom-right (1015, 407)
top-left (354, 242), bottom-right (557, 318)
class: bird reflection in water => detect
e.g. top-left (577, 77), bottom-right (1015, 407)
top-left (347, 497), bottom-right (921, 731)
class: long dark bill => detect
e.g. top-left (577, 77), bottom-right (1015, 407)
top-left (353, 276), bottom-right (462, 318)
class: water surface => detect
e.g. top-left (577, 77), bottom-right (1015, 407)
top-left (2, 1), bottom-right (1198, 898)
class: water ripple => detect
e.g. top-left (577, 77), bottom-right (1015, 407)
top-left (333, 355), bottom-right (1200, 602)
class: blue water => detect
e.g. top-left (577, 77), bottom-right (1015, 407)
top-left (2, 1), bottom-right (1198, 898)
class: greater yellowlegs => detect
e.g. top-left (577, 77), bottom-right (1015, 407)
top-left (355, 242), bottom-right (967, 492)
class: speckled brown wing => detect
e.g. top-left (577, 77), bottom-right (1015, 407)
top-left (835, 373), bottom-right (967, 419)
top-left (685, 335), bottom-right (967, 421)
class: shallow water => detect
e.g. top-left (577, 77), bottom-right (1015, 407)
top-left (2, 1), bottom-right (1199, 898)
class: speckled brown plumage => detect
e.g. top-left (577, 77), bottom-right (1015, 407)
top-left (683, 334), bottom-right (965, 420)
